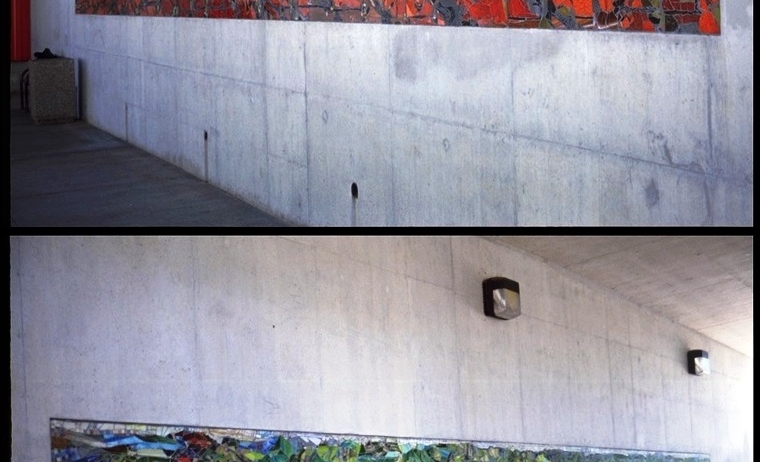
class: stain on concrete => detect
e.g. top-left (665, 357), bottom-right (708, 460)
top-left (393, 33), bottom-right (418, 81)
top-left (645, 178), bottom-right (660, 208)
top-left (647, 131), bottom-right (672, 165)
top-left (322, 110), bottom-right (329, 123)
top-left (646, 130), bottom-right (705, 173)
top-left (701, 178), bottom-right (714, 225)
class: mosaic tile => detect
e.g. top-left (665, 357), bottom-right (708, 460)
top-left (74, 0), bottom-right (720, 33)
top-left (50, 418), bottom-right (709, 462)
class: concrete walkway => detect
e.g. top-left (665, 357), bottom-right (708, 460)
top-left (10, 95), bottom-right (294, 227)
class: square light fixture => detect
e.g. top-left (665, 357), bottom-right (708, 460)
top-left (482, 277), bottom-right (520, 320)
top-left (687, 349), bottom-right (710, 376)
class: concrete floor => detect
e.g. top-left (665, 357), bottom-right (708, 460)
top-left (10, 91), bottom-right (294, 227)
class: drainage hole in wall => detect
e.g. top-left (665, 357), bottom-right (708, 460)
top-left (351, 182), bottom-right (359, 199)
top-left (204, 130), bottom-right (208, 141)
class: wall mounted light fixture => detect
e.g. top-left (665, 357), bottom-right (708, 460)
top-left (687, 350), bottom-right (710, 375)
top-left (482, 277), bottom-right (520, 320)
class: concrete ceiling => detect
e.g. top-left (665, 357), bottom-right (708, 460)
top-left (484, 236), bottom-right (753, 358)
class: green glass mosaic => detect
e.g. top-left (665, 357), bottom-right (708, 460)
top-left (50, 419), bottom-right (709, 462)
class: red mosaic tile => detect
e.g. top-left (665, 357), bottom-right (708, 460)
top-left (74, 0), bottom-right (720, 33)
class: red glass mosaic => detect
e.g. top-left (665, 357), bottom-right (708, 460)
top-left (74, 0), bottom-right (720, 33)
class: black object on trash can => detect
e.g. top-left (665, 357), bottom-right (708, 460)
top-left (33, 47), bottom-right (58, 59)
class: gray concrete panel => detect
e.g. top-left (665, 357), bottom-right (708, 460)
top-left (191, 238), bottom-right (295, 427)
top-left (350, 273), bottom-right (413, 435)
top-left (663, 399), bottom-right (694, 451)
top-left (407, 279), bottom-right (461, 438)
top-left (512, 259), bottom-right (566, 328)
top-left (266, 87), bottom-right (308, 166)
top-left (312, 250), bottom-right (417, 435)
top-left (688, 377), bottom-right (714, 454)
top-left (706, 177), bottom-right (754, 226)
top-left (143, 62), bottom-right (179, 119)
top-left (144, 109), bottom-right (180, 164)
top-left (175, 71), bottom-right (218, 141)
top-left (306, 95), bottom-right (394, 226)
top-left (710, 412), bottom-right (745, 462)
top-left (255, 237), bottom-right (319, 310)
top-left (360, 236), bottom-right (409, 275)
top-left (175, 18), bottom-right (216, 73)
top-left (143, 18), bottom-right (177, 67)
top-left (71, 16), bottom-right (95, 53)
top-left (125, 56), bottom-right (144, 112)
top-left (30, 0), bottom-right (70, 54)
top-left (454, 294), bottom-right (524, 442)
top-left (174, 71), bottom-right (217, 178)
top-left (391, 113), bottom-right (481, 226)
top-left (268, 155), bottom-right (309, 224)
top-left (212, 79), bottom-right (269, 204)
top-left (511, 31), bottom-right (712, 175)
top-left (122, 16), bottom-right (145, 59)
top-left (253, 242), bottom-right (324, 429)
top-left (630, 348), bottom-right (667, 449)
top-left (661, 357), bottom-right (694, 451)
top-left (125, 100), bottom-right (148, 151)
top-left (517, 316), bottom-right (573, 445)
top-left (287, 236), bottom-right (408, 275)
top-left (81, 52), bottom-right (127, 136)
top-left (93, 15), bottom-right (128, 55)
top-left (17, 237), bottom-right (198, 424)
top-left (567, 331), bottom-right (615, 447)
top-left (75, 52), bottom-right (98, 122)
top-left (513, 140), bottom-right (601, 226)
top-left (562, 280), bottom-right (608, 339)
top-left (628, 307), bottom-right (656, 353)
top-left (722, 347), bottom-right (754, 383)
top-left (596, 154), bottom-right (713, 226)
top-left (212, 19), bottom-right (264, 84)
top-left (10, 241), bottom-right (28, 461)
top-left (177, 119), bottom-right (210, 179)
top-left (405, 236), bottom-right (454, 290)
top-left (605, 298), bottom-right (631, 346)
top-left (305, 23), bottom-right (391, 109)
top-left (265, 21), bottom-right (306, 93)
top-left (478, 130), bottom-right (517, 225)
top-left (607, 341), bottom-right (637, 449)
top-left (712, 8), bottom-right (754, 179)
top-left (363, 265), bottom-right (417, 435)
top-left (650, 319), bottom-right (695, 364)
top-left (389, 26), bottom-right (513, 133)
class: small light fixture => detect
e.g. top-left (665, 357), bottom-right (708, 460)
top-left (482, 277), bottom-right (521, 320)
top-left (687, 350), bottom-right (710, 376)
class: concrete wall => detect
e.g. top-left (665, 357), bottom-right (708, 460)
top-left (10, 236), bottom-right (753, 462)
top-left (27, 2), bottom-right (753, 225)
